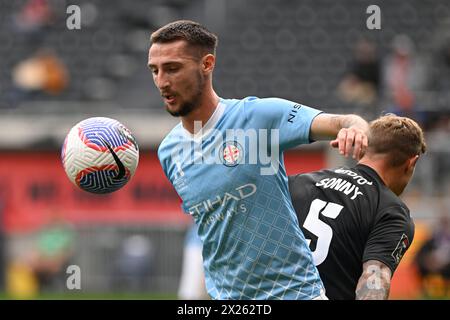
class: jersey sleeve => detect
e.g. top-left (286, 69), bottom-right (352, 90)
top-left (363, 206), bottom-right (415, 274)
top-left (244, 97), bottom-right (322, 151)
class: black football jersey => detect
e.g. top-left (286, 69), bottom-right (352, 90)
top-left (288, 164), bottom-right (415, 300)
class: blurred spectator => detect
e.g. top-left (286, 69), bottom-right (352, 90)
top-left (13, 0), bottom-right (54, 33)
top-left (337, 38), bottom-right (381, 110)
top-left (428, 38), bottom-right (450, 124)
top-left (12, 49), bottom-right (69, 95)
top-left (432, 38), bottom-right (450, 93)
top-left (415, 214), bottom-right (450, 298)
top-left (6, 259), bottom-right (38, 299)
top-left (178, 223), bottom-right (208, 300)
top-left (29, 209), bottom-right (76, 293)
top-left (382, 35), bottom-right (428, 123)
top-left (421, 116), bottom-right (450, 194)
top-left (8, 49), bottom-right (69, 107)
top-left (113, 234), bottom-right (155, 292)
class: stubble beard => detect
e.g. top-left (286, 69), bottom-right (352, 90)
top-left (166, 72), bottom-right (204, 118)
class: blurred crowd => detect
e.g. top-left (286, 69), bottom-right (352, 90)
top-left (2, 1), bottom-right (450, 127)
top-left (415, 215), bottom-right (450, 298)
top-left (0, 0), bottom-right (449, 299)
top-left (337, 35), bottom-right (450, 131)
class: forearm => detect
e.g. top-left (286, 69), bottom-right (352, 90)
top-left (338, 114), bottom-right (369, 132)
top-left (355, 260), bottom-right (392, 300)
top-left (310, 113), bottom-right (368, 141)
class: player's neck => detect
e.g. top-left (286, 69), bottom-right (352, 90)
top-left (358, 158), bottom-right (401, 195)
top-left (181, 87), bottom-right (220, 134)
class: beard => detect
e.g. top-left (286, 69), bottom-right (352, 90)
top-left (165, 72), bottom-right (204, 117)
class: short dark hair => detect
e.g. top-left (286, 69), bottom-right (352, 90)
top-left (368, 114), bottom-right (427, 166)
top-left (150, 20), bottom-right (218, 56)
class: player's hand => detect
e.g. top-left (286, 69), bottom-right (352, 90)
top-left (330, 126), bottom-right (368, 160)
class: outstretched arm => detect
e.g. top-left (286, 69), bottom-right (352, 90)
top-left (355, 260), bottom-right (392, 300)
top-left (310, 113), bottom-right (369, 160)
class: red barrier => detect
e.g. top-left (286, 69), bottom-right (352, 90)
top-left (0, 150), bottom-right (325, 233)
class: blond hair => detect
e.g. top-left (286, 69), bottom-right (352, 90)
top-left (367, 114), bottom-right (427, 166)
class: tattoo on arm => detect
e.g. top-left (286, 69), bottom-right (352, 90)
top-left (355, 260), bottom-right (392, 300)
top-left (329, 115), bottom-right (342, 131)
top-left (325, 114), bottom-right (368, 135)
top-left (340, 114), bottom-right (369, 130)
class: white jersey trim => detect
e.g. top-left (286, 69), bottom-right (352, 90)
top-left (181, 100), bottom-right (226, 142)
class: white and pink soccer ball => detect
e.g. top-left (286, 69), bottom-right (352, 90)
top-left (61, 117), bottom-right (139, 194)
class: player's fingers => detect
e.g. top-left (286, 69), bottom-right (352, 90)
top-left (337, 129), bottom-right (347, 155)
top-left (330, 139), bottom-right (339, 148)
top-left (344, 130), bottom-right (356, 157)
top-left (363, 134), bottom-right (369, 150)
top-left (360, 134), bottom-right (369, 159)
top-left (353, 133), bottom-right (363, 160)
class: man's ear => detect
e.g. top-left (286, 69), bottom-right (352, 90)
top-left (406, 155), bottom-right (419, 172)
top-left (202, 54), bottom-right (215, 74)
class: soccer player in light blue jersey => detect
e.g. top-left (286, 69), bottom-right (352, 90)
top-left (148, 20), bottom-right (369, 300)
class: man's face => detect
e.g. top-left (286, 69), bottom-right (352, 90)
top-left (148, 40), bottom-right (205, 117)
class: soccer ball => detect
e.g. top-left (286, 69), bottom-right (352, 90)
top-left (61, 117), bottom-right (139, 194)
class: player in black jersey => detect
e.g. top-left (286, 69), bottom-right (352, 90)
top-left (289, 115), bottom-right (427, 300)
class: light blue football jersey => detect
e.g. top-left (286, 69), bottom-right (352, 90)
top-left (158, 96), bottom-right (325, 299)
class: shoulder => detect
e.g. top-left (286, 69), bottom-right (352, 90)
top-left (376, 184), bottom-right (410, 219)
top-left (220, 96), bottom-right (298, 126)
top-left (241, 96), bottom-right (316, 126)
top-left (378, 201), bottom-right (411, 221)
top-left (221, 96), bottom-right (286, 112)
top-left (231, 96), bottom-right (322, 120)
top-left (373, 191), bottom-right (413, 237)
top-left (353, 165), bottom-right (412, 225)
top-left (241, 96), bottom-right (297, 111)
top-left (288, 169), bottom-right (331, 194)
top-left (289, 169), bottom-right (327, 185)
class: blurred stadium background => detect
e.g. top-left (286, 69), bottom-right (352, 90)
top-left (0, 0), bottom-right (449, 299)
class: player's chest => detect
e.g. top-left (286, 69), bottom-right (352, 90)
top-left (168, 143), bottom-right (261, 211)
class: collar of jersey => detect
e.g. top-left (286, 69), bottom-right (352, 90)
top-left (180, 99), bottom-right (226, 142)
top-left (355, 164), bottom-right (385, 186)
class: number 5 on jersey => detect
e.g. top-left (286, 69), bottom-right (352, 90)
top-left (303, 199), bottom-right (343, 266)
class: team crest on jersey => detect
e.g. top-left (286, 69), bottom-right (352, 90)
top-left (391, 233), bottom-right (409, 265)
top-left (220, 141), bottom-right (243, 167)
